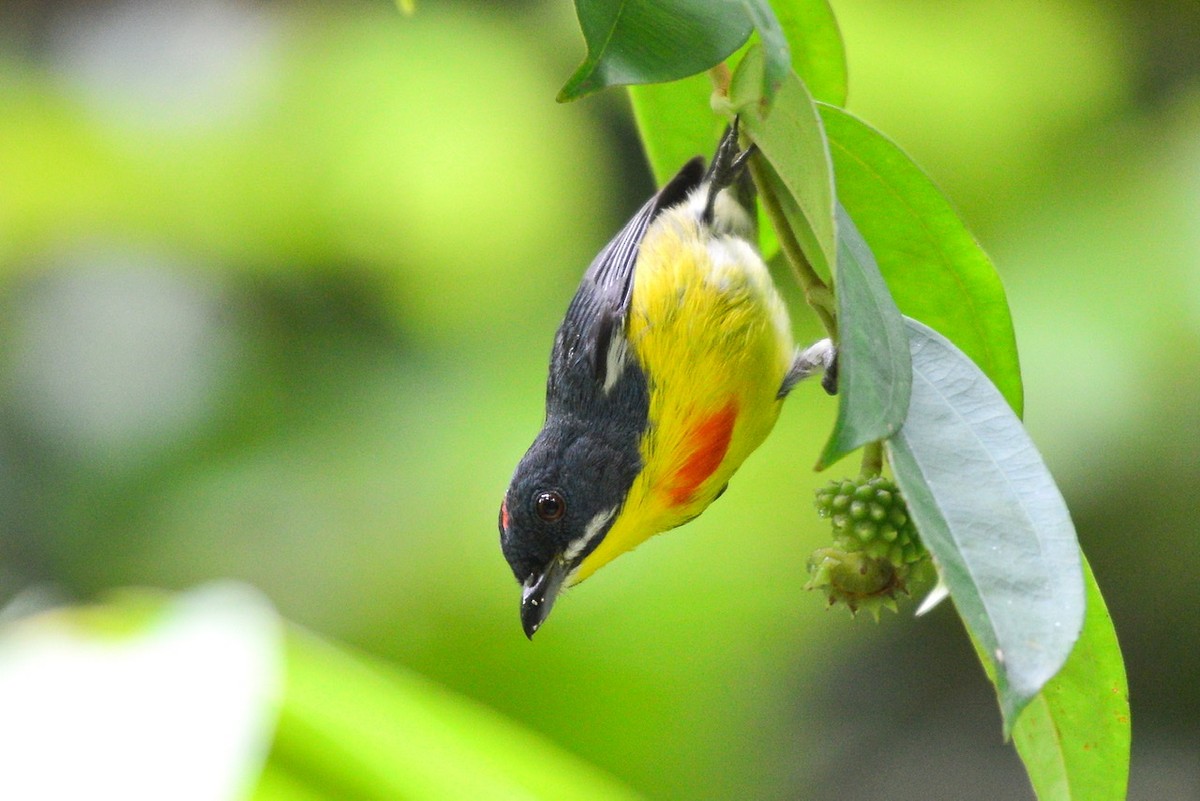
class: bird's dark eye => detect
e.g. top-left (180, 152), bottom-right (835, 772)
top-left (535, 490), bottom-right (565, 522)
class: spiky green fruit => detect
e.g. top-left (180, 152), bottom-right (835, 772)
top-left (805, 547), bottom-right (903, 620)
top-left (809, 476), bottom-right (929, 617)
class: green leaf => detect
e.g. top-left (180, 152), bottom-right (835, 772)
top-left (629, 76), bottom-right (727, 187)
top-left (559, 0), bottom-right (752, 102)
top-left (628, 73), bottom-right (784, 260)
top-left (1013, 557), bottom-right (1130, 801)
top-left (731, 46), bottom-right (836, 276)
top-left (817, 206), bottom-right (912, 468)
top-left (626, 0), bottom-right (848, 185)
top-left (886, 318), bottom-right (1084, 732)
top-left (739, 1), bottom-right (790, 106)
top-left (772, 0), bottom-right (847, 105)
top-left (818, 105), bottom-right (1024, 415)
top-left (262, 629), bottom-right (641, 800)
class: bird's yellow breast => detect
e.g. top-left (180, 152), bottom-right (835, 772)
top-left (571, 206), bottom-right (793, 583)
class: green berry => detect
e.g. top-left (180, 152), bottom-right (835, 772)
top-left (815, 476), bottom-right (925, 562)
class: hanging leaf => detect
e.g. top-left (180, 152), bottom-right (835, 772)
top-left (730, 46), bottom-right (836, 276)
top-left (629, 76), bottom-right (728, 187)
top-left (772, 0), bottom-right (847, 105)
top-left (1012, 557), bottom-right (1130, 801)
top-left (559, 0), bottom-right (752, 102)
top-left (739, 0), bottom-right (790, 106)
top-left (887, 318), bottom-right (1084, 732)
top-left (627, 0), bottom-right (848, 184)
top-left (817, 206), bottom-right (911, 468)
top-left (819, 105), bottom-right (1023, 415)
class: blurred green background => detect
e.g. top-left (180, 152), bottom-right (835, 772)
top-left (0, 0), bottom-right (1197, 798)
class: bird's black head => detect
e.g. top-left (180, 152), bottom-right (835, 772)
top-left (500, 205), bottom-right (654, 636)
top-left (500, 417), bottom-right (641, 638)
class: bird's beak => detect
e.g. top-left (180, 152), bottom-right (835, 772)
top-left (521, 557), bottom-right (570, 639)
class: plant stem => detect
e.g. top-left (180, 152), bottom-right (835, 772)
top-left (709, 62), bottom-right (838, 338)
top-left (749, 157), bottom-right (839, 340)
top-left (708, 63), bottom-right (732, 98)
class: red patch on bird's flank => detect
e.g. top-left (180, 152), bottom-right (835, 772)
top-left (500, 499), bottom-right (510, 531)
top-left (668, 402), bottom-right (737, 506)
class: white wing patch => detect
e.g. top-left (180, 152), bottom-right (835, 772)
top-left (602, 328), bottom-right (630, 394)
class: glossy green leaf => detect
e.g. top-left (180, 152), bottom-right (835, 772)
top-left (740, 1), bottom-right (790, 105)
top-left (629, 76), bottom-right (727, 187)
top-left (262, 630), bottom-right (641, 801)
top-left (627, 0), bottom-right (848, 185)
top-left (627, 78), bottom-right (783, 261)
top-left (559, 0), bottom-right (752, 102)
top-left (818, 105), bottom-right (1024, 415)
top-left (1013, 557), bottom-right (1130, 801)
top-left (887, 318), bottom-right (1084, 732)
top-left (749, 148), bottom-right (813, 274)
top-left (731, 46), bottom-right (836, 276)
top-left (773, 0), bottom-right (847, 105)
top-left (817, 206), bottom-right (911, 468)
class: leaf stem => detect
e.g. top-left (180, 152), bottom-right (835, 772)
top-left (859, 440), bottom-right (883, 478)
top-left (748, 157), bottom-right (838, 340)
top-left (708, 62), bottom-right (838, 346)
top-left (708, 63), bottom-right (732, 98)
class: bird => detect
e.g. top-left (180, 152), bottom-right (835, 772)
top-left (499, 122), bottom-right (835, 637)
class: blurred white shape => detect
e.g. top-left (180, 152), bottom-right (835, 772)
top-left (0, 582), bottom-right (283, 801)
top-left (6, 250), bottom-right (236, 463)
top-left (915, 580), bottom-right (950, 617)
top-left (47, 0), bottom-right (277, 132)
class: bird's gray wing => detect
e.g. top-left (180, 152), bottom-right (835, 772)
top-left (550, 157), bottom-right (706, 395)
